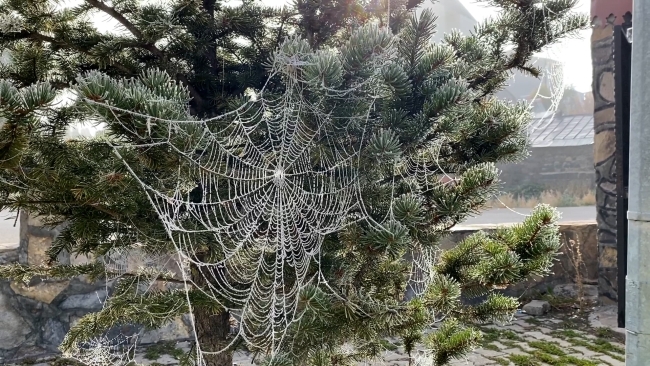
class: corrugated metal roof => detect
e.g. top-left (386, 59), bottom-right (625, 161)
top-left (527, 114), bottom-right (594, 147)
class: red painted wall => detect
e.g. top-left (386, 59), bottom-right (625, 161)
top-left (591, 0), bottom-right (633, 26)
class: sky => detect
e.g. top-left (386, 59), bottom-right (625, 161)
top-left (60, 0), bottom-right (594, 138)
top-left (459, 0), bottom-right (593, 92)
top-left (73, 0), bottom-right (594, 93)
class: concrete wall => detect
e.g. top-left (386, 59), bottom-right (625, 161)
top-left (497, 145), bottom-right (595, 192)
top-left (440, 222), bottom-right (600, 299)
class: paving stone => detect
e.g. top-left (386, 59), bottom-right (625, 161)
top-left (526, 331), bottom-right (555, 341)
top-left (2, 309), bottom-right (626, 366)
top-left (522, 300), bottom-right (550, 316)
top-left (570, 346), bottom-right (599, 357)
top-left (482, 324), bottom-right (502, 330)
top-left (517, 343), bottom-right (536, 352)
top-left (595, 354), bottom-right (625, 366)
top-left (554, 339), bottom-right (574, 348)
top-left (492, 341), bottom-right (509, 350)
top-left (476, 348), bottom-right (504, 358)
top-left (512, 319), bottom-right (531, 327)
top-left (502, 348), bottom-right (529, 356)
top-left (502, 324), bottom-right (526, 333)
top-left (463, 355), bottom-right (494, 365)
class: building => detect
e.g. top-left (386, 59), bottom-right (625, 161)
top-left (498, 114), bottom-right (594, 192)
top-left (419, 0), bottom-right (564, 105)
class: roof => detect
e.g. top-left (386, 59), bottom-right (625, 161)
top-left (527, 114), bottom-right (594, 147)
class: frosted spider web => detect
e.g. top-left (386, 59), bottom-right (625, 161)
top-left (63, 334), bottom-right (138, 366)
top-left (68, 4), bottom-right (574, 362)
top-left (77, 31), bottom-right (411, 362)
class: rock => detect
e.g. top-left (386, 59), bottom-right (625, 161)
top-left (69, 253), bottom-right (94, 266)
top-left (553, 283), bottom-right (598, 301)
top-left (10, 280), bottom-right (70, 304)
top-left (0, 248), bottom-right (18, 264)
top-left (522, 300), bottom-right (550, 316)
top-left (0, 291), bottom-right (31, 349)
top-left (139, 317), bottom-right (191, 344)
top-left (26, 236), bottom-right (53, 265)
top-left (59, 289), bottom-right (108, 310)
top-left (42, 319), bottom-right (66, 347)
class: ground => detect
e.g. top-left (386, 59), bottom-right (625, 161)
top-left (15, 306), bottom-right (625, 366)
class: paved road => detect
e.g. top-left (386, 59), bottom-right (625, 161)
top-left (460, 206), bottom-right (595, 228)
top-left (0, 206), bottom-right (596, 249)
top-left (0, 210), bottom-right (19, 249)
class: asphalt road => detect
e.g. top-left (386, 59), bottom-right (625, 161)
top-left (0, 210), bottom-right (19, 249)
top-left (0, 206), bottom-right (596, 248)
top-left (460, 206), bottom-right (596, 228)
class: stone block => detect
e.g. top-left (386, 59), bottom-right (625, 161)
top-left (560, 225), bottom-right (599, 283)
top-left (594, 130), bottom-right (616, 164)
top-left (0, 291), bottom-right (31, 349)
top-left (27, 236), bottom-right (52, 265)
top-left (553, 284), bottom-right (599, 302)
top-left (599, 267), bottom-right (618, 300)
top-left (70, 253), bottom-right (94, 266)
top-left (42, 319), bottom-right (66, 347)
top-left (60, 289), bottom-right (108, 310)
top-left (599, 245), bottom-right (617, 269)
top-left (598, 71), bottom-right (615, 102)
top-left (522, 300), bottom-right (549, 316)
top-left (139, 317), bottom-right (191, 344)
top-left (0, 248), bottom-right (18, 264)
top-left (10, 280), bottom-right (69, 304)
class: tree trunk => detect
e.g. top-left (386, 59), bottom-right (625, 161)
top-left (193, 306), bottom-right (233, 366)
top-left (191, 263), bottom-right (233, 366)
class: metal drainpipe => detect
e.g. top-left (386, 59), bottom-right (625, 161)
top-left (626, 1), bottom-right (650, 363)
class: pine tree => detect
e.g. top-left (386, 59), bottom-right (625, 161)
top-left (0, 0), bottom-right (587, 365)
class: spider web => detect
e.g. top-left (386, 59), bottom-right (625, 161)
top-left (78, 33), bottom-right (404, 362)
top-left (63, 335), bottom-right (137, 366)
top-left (67, 4), bottom-right (573, 361)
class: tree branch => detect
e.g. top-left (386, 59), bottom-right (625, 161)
top-left (1, 199), bottom-right (122, 219)
top-left (84, 0), bottom-right (165, 57)
top-left (85, 0), bottom-right (143, 39)
top-left (84, 0), bottom-right (206, 111)
top-left (5, 30), bottom-right (136, 76)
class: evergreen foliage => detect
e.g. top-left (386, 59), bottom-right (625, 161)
top-left (0, 0), bottom-right (586, 364)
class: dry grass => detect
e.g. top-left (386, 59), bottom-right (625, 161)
top-left (565, 237), bottom-right (590, 310)
top-left (487, 189), bottom-right (596, 209)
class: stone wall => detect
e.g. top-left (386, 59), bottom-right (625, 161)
top-left (440, 222), bottom-right (599, 298)
top-left (0, 216), bottom-right (604, 362)
top-left (591, 12), bottom-right (632, 303)
top-left (497, 145), bottom-right (595, 192)
top-left (592, 21), bottom-right (617, 303)
top-left (0, 214), bottom-right (192, 363)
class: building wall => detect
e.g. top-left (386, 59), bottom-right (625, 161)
top-left (589, 0), bottom-right (633, 304)
top-left (497, 144), bottom-right (595, 192)
top-left (592, 22), bottom-right (618, 303)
